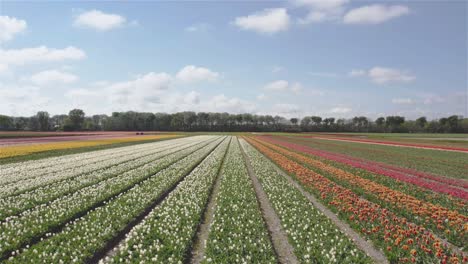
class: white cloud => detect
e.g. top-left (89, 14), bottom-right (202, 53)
top-left (349, 67), bottom-right (415, 84)
top-left (66, 88), bottom-right (99, 98)
top-left (295, 0), bottom-right (348, 24)
top-left (207, 94), bottom-right (256, 113)
top-left (0, 64), bottom-right (8, 74)
top-left (109, 72), bottom-right (172, 102)
top-left (65, 72), bottom-right (173, 113)
top-left (176, 65), bottom-right (219, 83)
top-left (264, 80), bottom-right (289, 91)
top-left (392, 98), bottom-right (413, 104)
top-left (0, 85), bottom-right (50, 116)
top-left (293, 0), bottom-right (349, 10)
top-left (290, 82), bottom-right (303, 94)
top-left (298, 11), bottom-right (329, 24)
top-left (233, 8), bottom-right (290, 34)
top-left (368, 67), bottom-right (415, 84)
top-left (421, 94), bottom-right (446, 105)
top-left (185, 23), bottom-right (211, 32)
top-left (0, 16), bottom-right (27, 43)
top-left (184, 91), bottom-right (200, 104)
top-left (0, 46), bottom-right (86, 66)
top-left (275, 103), bottom-right (301, 115)
top-left (343, 5), bottom-right (409, 24)
top-left (257, 93), bottom-right (267, 100)
top-left (74, 10), bottom-right (127, 31)
top-left (263, 80), bottom-right (303, 94)
top-left (330, 107), bottom-right (352, 113)
top-left (30, 70), bottom-right (78, 85)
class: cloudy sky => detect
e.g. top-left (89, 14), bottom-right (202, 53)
top-left (0, 0), bottom-right (466, 119)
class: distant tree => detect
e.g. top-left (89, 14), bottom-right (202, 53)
top-left (66, 109), bottom-right (85, 131)
top-left (300, 116), bottom-right (311, 127)
top-left (0, 115), bottom-right (13, 130)
top-left (323, 118), bottom-right (335, 126)
top-left (28, 116), bottom-right (39, 131)
top-left (447, 115), bottom-right (460, 132)
top-left (2, 110), bottom-right (468, 133)
top-left (311, 116), bottom-right (322, 126)
top-left (13, 117), bottom-right (29, 130)
top-left (375, 117), bottom-right (385, 127)
top-left (50, 115), bottom-right (68, 130)
top-left (36, 111), bottom-right (50, 131)
top-left (415, 116), bottom-right (427, 128)
top-left (385, 116), bottom-right (405, 132)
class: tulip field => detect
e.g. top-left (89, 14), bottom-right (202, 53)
top-left (0, 134), bottom-right (466, 263)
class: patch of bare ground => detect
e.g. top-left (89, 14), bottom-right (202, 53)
top-left (189, 150), bottom-right (226, 264)
top-left (240, 140), bottom-right (299, 264)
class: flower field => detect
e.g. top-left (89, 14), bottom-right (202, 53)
top-left (0, 134), bottom-right (466, 263)
top-left (0, 134), bottom-right (179, 159)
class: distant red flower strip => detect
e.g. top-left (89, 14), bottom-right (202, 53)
top-left (299, 135), bottom-right (468, 153)
top-left (259, 136), bottom-right (468, 200)
top-left (279, 136), bottom-right (468, 189)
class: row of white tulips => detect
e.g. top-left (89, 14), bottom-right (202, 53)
top-left (0, 136), bottom-right (223, 258)
top-left (0, 137), bottom-right (214, 221)
top-left (5, 137), bottom-right (226, 264)
top-left (0, 137), bottom-right (208, 198)
top-left (203, 137), bottom-right (276, 263)
top-left (240, 139), bottom-right (370, 263)
top-left (0, 139), bottom-right (166, 176)
top-left (105, 137), bottom-right (231, 263)
top-left (0, 136), bottom-right (192, 186)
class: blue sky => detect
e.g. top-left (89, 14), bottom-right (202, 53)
top-left (0, 0), bottom-right (466, 119)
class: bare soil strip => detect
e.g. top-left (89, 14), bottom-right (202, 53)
top-left (189, 144), bottom-right (227, 264)
top-left (265, 155), bottom-right (389, 264)
top-left (240, 141), bottom-right (299, 264)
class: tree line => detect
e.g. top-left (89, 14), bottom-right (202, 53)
top-left (0, 109), bottom-right (467, 133)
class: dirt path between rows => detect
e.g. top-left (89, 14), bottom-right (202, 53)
top-left (264, 153), bottom-right (389, 263)
top-left (240, 141), bottom-right (299, 264)
top-left (189, 149), bottom-right (226, 264)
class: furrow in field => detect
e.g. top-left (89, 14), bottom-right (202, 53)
top-left (192, 137), bottom-right (277, 264)
top-left (5, 137), bottom-right (227, 264)
top-left (239, 138), bottom-right (297, 264)
top-left (240, 138), bottom-right (373, 263)
top-left (0, 137), bottom-right (214, 221)
top-left (189, 149), bottom-right (225, 264)
top-left (0, 136), bottom-right (222, 260)
top-left (245, 137), bottom-right (466, 263)
top-left (102, 136), bottom-right (230, 263)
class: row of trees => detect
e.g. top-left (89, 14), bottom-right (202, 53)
top-left (0, 109), bottom-right (467, 133)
